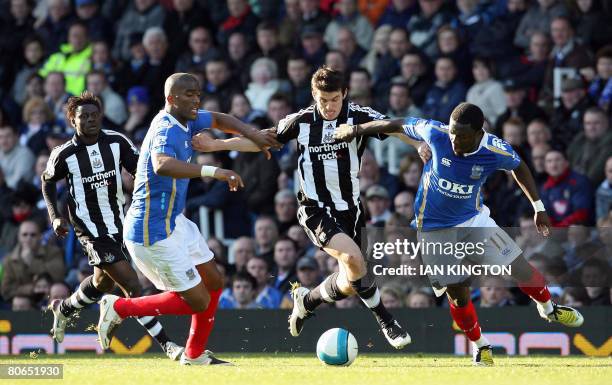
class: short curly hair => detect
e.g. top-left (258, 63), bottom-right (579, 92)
top-left (65, 90), bottom-right (102, 123)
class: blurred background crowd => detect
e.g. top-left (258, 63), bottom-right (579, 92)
top-left (0, 0), bottom-right (610, 312)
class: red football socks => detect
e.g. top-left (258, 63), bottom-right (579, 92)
top-left (113, 291), bottom-right (195, 318)
top-left (449, 300), bottom-right (482, 341)
top-left (518, 264), bottom-right (552, 303)
top-left (185, 288), bottom-right (222, 359)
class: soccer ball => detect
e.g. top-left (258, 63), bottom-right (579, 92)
top-left (316, 328), bottom-right (358, 366)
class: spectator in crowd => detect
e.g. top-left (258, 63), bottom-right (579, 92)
top-left (23, 74), bottom-right (46, 107)
top-left (86, 70), bottom-right (127, 126)
top-left (387, 82), bottom-right (422, 119)
top-left (365, 185), bottom-right (391, 227)
top-left (296, 256), bottom-right (321, 290)
top-left (35, 0), bottom-right (75, 53)
top-left (398, 153), bottom-right (423, 192)
top-left (231, 236), bottom-right (257, 273)
top-left (227, 32), bottom-right (253, 88)
top-left (567, 107), bottom-right (612, 186)
top-left (217, 0), bottom-right (259, 46)
top-left (254, 216), bottom-right (279, 262)
top-left (358, 0), bottom-right (389, 25)
top-left (18, 97), bottom-right (55, 155)
top-left (254, 22), bottom-right (289, 78)
top-left (530, 143), bottom-right (552, 186)
top-left (325, 50), bottom-right (348, 73)
top-left (526, 119), bottom-right (552, 149)
top-left (11, 295), bottom-right (33, 311)
top-left (245, 255), bottom-right (283, 308)
top-left (1, 220), bottom-right (64, 302)
top-left (560, 287), bottom-right (590, 307)
top-left (360, 25), bottom-right (391, 77)
top-left (514, 0), bottom-right (568, 49)
top-left (586, 45), bottom-right (612, 116)
top-left (421, 56), bottom-right (466, 122)
top-left (595, 157), bottom-right (612, 222)
top-left (373, 28), bottom-right (411, 98)
top-left (234, 140), bottom-right (280, 216)
top-left (288, 225), bottom-right (314, 258)
top-left (508, 32), bottom-right (551, 95)
top-left (393, 190), bottom-right (415, 222)
top-left (359, 149), bottom-right (400, 197)
top-left (541, 150), bottom-right (593, 227)
top-left (162, 0), bottom-right (211, 59)
top-left (574, 0), bottom-right (612, 48)
top-left (435, 25), bottom-right (472, 83)
top-left (90, 40), bottom-right (120, 90)
top-left (186, 152), bottom-right (251, 238)
top-left (286, 55), bottom-right (312, 110)
top-left (451, 0), bottom-right (488, 41)
top-left (219, 271), bottom-right (259, 309)
top-left (203, 58), bottom-right (239, 112)
top-left (349, 68), bottom-right (372, 98)
top-left (334, 28), bottom-right (367, 73)
top-left (541, 16), bottom-right (593, 108)
top-left (393, 51), bottom-right (433, 108)
top-left (123, 86), bottom-right (152, 138)
top-left (407, 0), bottom-right (452, 58)
top-left (278, 0), bottom-right (302, 47)
top-left (271, 237), bottom-right (299, 294)
top-left (550, 77), bottom-right (593, 149)
top-left (300, 25), bottom-right (327, 69)
top-left (39, 21), bottom-right (92, 96)
top-left (406, 290), bottom-right (435, 308)
top-left (478, 277), bottom-right (514, 307)
top-left (325, 0), bottom-right (373, 51)
top-left (229, 93), bottom-right (267, 128)
top-left (502, 117), bottom-right (528, 156)
top-left (274, 189), bottom-right (298, 235)
top-left (466, 57), bottom-right (506, 126)
top-left (12, 36), bottom-right (46, 106)
top-left (378, 0), bottom-right (417, 29)
top-left (75, 0), bottom-right (112, 44)
top-left (0, 125), bottom-right (35, 189)
top-left (299, 0), bottom-right (331, 34)
top-left (246, 58), bottom-right (289, 112)
top-left (580, 258), bottom-right (610, 305)
top-left (175, 26), bottom-right (219, 73)
top-left (113, 0), bottom-right (165, 61)
top-left (495, 79), bottom-right (547, 135)
top-left (48, 281), bottom-right (70, 302)
top-left (138, 27), bottom-right (174, 110)
top-left (43, 71), bottom-right (71, 126)
top-left (32, 272), bottom-right (52, 309)
top-left (380, 285), bottom-right (403, 309)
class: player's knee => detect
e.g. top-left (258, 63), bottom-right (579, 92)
top-left (93, 274), bottom-right (114, 292)
top-left (190, 295), bottom-right (210, 312)
top-left (341, 253), bottom-right (364, 272)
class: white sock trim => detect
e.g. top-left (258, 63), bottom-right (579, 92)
top-left (319, 279), bottom-right (333, 303)
top-left (360, 288), bottom-right (381, 308)
top-left (536, 299), bottom-right (554, 314)
top-left (473, 334), bottom-right (489, 349)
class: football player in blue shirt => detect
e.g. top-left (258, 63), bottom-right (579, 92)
top-left (96, 73), bottom-right (278, 365)
top-left (334, 102), bottom-right (584, 366)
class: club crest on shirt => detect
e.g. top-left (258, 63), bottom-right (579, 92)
top-left (470, 165), bottom-right (484, 179)
top-left (186, 268), bottom-right (196, 280)
top-left (92, 157), bottom-right (103, 169)
top-left (322, 121), bottom-right (336, 143)
top-left (103, 252), bottom-right (115, 263)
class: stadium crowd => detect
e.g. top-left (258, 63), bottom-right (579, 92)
top-left (0, 0), bottom-right (611, 312)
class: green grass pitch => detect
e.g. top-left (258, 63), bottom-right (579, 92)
top-left (4, 353), bottom-right (611, 385)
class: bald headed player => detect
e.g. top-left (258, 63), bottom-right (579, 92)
top-left (96, 73), bottom-right (277, 365)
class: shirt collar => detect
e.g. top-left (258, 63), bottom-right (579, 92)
top-left (462, 131), bottom-right (488, 157)
top-left (72, 130), bottom-right (106, 147)
top-left (161, 110), bottom-right (189, 132)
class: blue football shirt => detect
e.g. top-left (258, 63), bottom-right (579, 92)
top-left (402, 117), bottom-right (521, 230)
top-left (125, 110), bottom-right (212, 246)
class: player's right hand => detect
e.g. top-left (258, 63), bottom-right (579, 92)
top-left (334, 124), bottom-right (357, 142)
top-left (215, 169), bottom-right (245, 191)
top-left (191, 132), bottom-right (217, 152)
top-left (249, 130), bottom-right (281, 160)
top-left (52, 218), bottom-right (69, 238)
top-left (417, 142), bottom-right (432, 163)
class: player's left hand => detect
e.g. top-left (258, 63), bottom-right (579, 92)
top-left (191, 132), bottom-right (217, 152)
top-left (418, 142), bottom-right (432, 163)
top-left (534, 211), bottom-right (551, 237)
top-left (334, 124), bottom-right (358, 142)
top-left (215, 169), bottom-right (245, 191)
top-left (247, 129), bottom-right (281, 160)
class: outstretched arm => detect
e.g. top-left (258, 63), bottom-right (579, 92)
top-left (191, 133), bottom-right (264, 153)
top-left (152, 153), bottom-right (245, 191)
top-left (210, 112), bottom-right (280, 158)
top-left (512, 160), bottom-right (551, 236)
top-left (334, 118), bottom-right (405, 142)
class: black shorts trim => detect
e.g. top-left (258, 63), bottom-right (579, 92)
top-left (297, 203), bottom-right (365, 249)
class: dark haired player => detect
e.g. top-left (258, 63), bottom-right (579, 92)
top-left (334, 102), bottom-right (584, 366)
top-left (192, 66), bottom-right (413, 349)
top-left (97, 73), bottom-right (278, 365)
top-left (41, 91), bottom-right (184, 360)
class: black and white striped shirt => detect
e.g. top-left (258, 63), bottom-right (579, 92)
top-left (276, 100), bottom-right (387, 211)
top-left (42, 130), bottom-right (139, 240)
